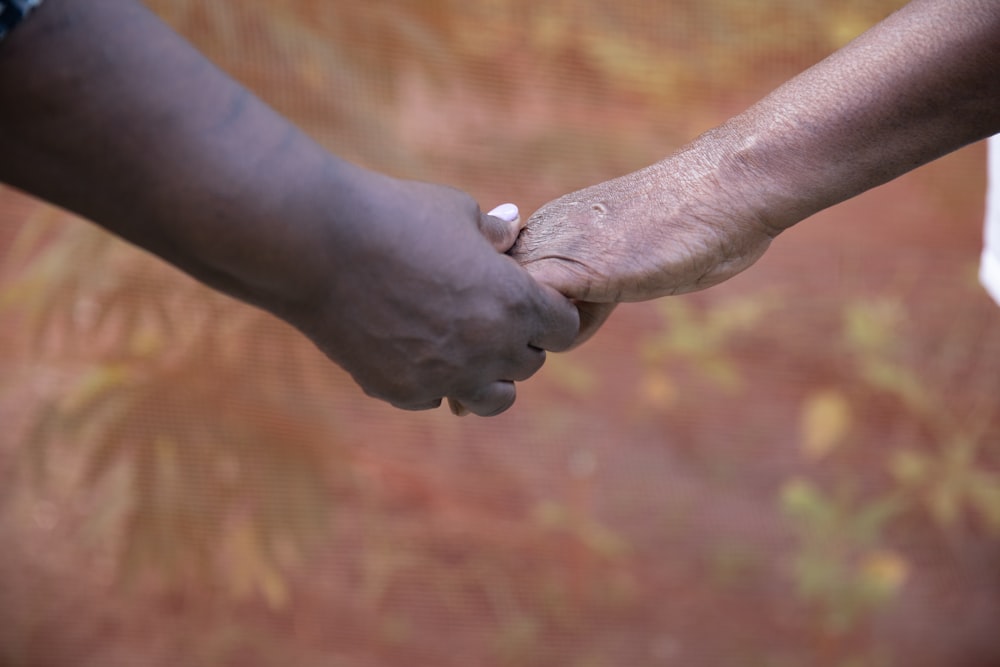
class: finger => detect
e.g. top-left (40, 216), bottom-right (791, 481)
top-left (521, 258), bottom-right (595, 303)
top-left (506, 343), bottom-right (547, 382)
top-left (527, 282), bottom-right (580, 352)
top-left (392, 397), bottom-right (444, 412)
top-left (571, 302), bottom-right (617, 349)
top-left (450, 381), bottom-right (517, 417)
top-left (478, 203), bottom-right (522, 252)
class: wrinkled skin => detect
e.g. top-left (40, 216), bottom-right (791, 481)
top-left (512, 148), bottom-right (777, 345)
top-left (514, 0), bottom-right (1000, 347)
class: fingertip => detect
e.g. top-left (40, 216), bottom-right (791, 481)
top-left (521, 260), bottom-right (575, 300)
top-left (481, 204), bottom-right (521, 252)
top-left (452, 381), bottom-right (517, 417)
top-left (488, 202), bottom-right (520, 225)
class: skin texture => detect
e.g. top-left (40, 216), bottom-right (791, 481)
top-left (513, 0), bottom-right (1000, 346)
top-left (0, 0), bottom-right (579, 416)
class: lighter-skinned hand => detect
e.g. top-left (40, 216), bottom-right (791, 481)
top-left (510, 144), bottom-right (778, 346)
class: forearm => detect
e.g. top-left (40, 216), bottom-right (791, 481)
top-left (515, 0), bottom-right (1000, 309)
top-left (0, 0), bottom-right (580, 415)
top-left (0, 0), bottom-right (361, 312)
top-left (699, 0), bottom-right (1000, 231)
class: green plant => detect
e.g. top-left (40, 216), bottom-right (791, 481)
top-left (3, 215), bottom-right (343, 609)
top-left (639, 295), bottom-right (774, 400)
top-left (779, 478), bottom-right (906, 637)
top-left (890, 435), bottom-right (1000, 532)
top-left (779, 288), bottom-right (999, 660)
top-left (839, 296), bottom-right (1000, 536)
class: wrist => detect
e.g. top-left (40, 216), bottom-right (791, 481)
top-left (703, 117), bottom-right (829, 235)
top-left (178, 151), bottom-right (366, 318)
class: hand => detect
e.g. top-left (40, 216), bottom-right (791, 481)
top-left (510, 143), bottom-right (779, 345)
top-left (0, 0), bottom-right (578, 417)
top-left (283, 169), bottom-right (580, 416)
top-left (512, 0), bottom-right (1000, 338)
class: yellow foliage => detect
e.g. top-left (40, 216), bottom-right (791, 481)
top-left (843, 298), bottom-right (904, 354)
top-left (532, 500), bottom-right (630, 559)
top-left (779, 477), bottom-right (818, 516)
top-left (641, 295), bottom-right (774, 395)
top-left (224, 517), bottom-right (290, 610)
top-left (639, 371), bottom-right (678, 410)
top-left (827, 12), bottom-right (874, 49)
top-left (888, 448), bottom-right (927, 485)
top-left (543, 353), bottom-right (599, 397)
top-left (60, 363), bottom-right (132, 413)
top-left (128, 326), bottom-right (165, 358)
top-left (889, 438), bottom-right (1000, 533)
top-left (799, 389), bottom-right (852, 460)
top-left (969, 482), bottom-right (1000, 531)
top-left (859, 549), bottom-right (909, 598)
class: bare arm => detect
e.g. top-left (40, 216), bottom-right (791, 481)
top-left (726, 0), bottom-right (1000, 229)
top-left (0, 0), bottom-right (578, 414)
top-left (513, 0), bottom-right (1000, 337)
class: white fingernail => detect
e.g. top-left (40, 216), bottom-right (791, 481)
top-left (488, 203), bottom-right (519, 223)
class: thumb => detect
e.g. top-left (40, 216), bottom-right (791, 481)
top-left (478, 203), bottom-right (523, 252)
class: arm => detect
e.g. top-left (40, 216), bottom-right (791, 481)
top-left (0, 0), bottom-right (578, 415)
top-left (513, 0), bottom-right (1000, 337)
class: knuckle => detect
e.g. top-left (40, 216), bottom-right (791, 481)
top-left (510, 349), bottom-right (546, 381)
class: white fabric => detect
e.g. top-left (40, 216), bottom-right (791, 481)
top-left (981, 134), bottom-right (1000, 306)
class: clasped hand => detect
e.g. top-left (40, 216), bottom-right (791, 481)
top-left (284, 170), bottom-right (579, 417)
top-left (307, 146), bottom-right (781, 416)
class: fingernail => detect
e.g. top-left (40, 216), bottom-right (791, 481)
top-left (488, 203), bottom-right (519, 223)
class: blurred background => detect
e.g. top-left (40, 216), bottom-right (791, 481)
top-left (2, 1), bottom-right (999, 666)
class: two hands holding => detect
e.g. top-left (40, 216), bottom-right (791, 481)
top-left (1, 0), bottom-right (996, 416)
top-left (0, 0), bottom-right (781, 419)
top-left (304, 0), bottom-right (1000, 416)
top-left (347, 154), bottom-right (777, 417)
